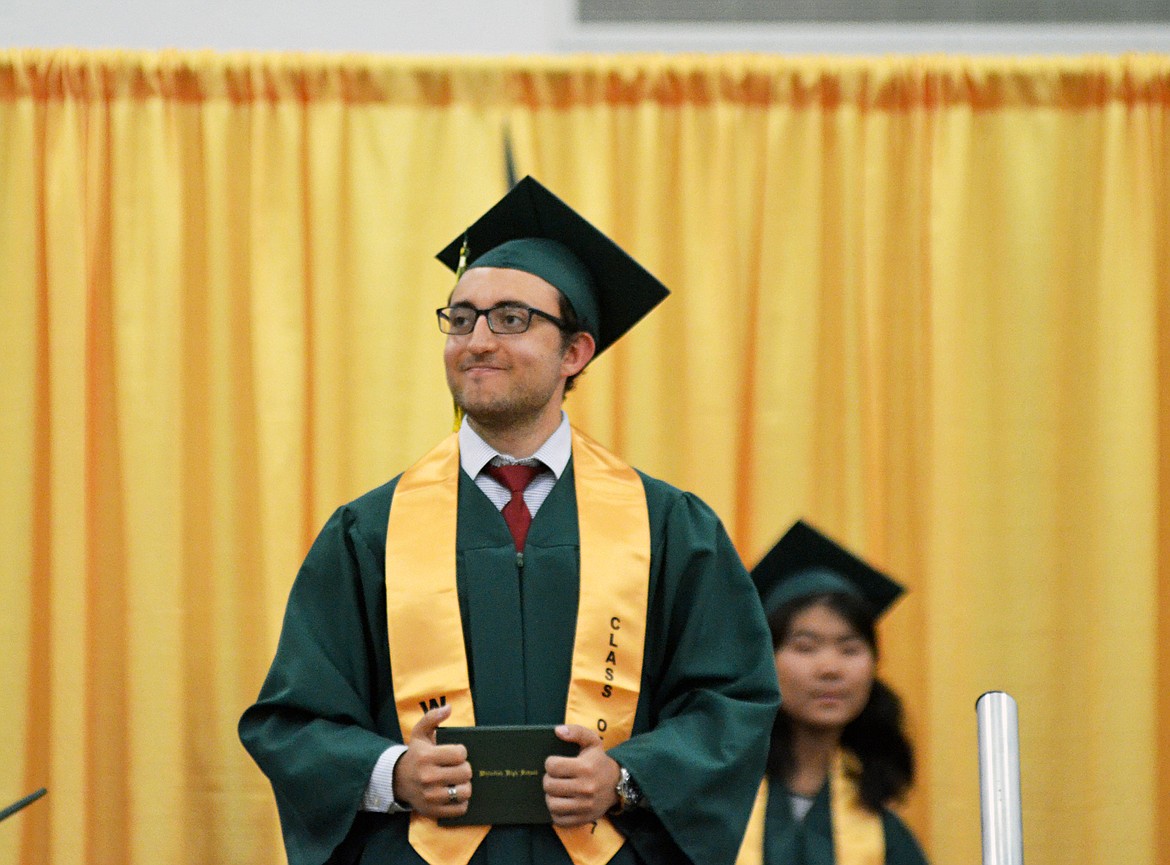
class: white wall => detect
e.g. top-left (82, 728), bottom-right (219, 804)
top-left (0, 0), bottom-right (557, 54)
top-left (2, 0), bottom-right (1167, 54)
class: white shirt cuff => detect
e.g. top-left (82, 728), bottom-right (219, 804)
top-left (362, 744), bottom-right (410, 813)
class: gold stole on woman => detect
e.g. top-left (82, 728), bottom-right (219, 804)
top-left (735, 750), bottom-right (885, 865)
top-left (385, 427), bottom-right (650, 865)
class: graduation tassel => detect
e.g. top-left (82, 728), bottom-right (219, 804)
top-left (455, 233), bottom-right (469, 279)
top-left (451, 233), bottom-right (470, 431)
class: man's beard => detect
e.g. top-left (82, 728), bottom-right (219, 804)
top-left (449, 377), bottom-right (560, 432)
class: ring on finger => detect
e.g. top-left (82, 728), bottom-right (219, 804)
top-left (447, 785), bottom-right (459, 805)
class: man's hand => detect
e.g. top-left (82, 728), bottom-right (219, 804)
top-left (543, 724), bottom-right (621, 827)
top-left (392, 704), bottom-right (473, 818)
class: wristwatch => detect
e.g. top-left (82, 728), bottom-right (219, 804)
top-left (612, 765), bottom-right (644, 813)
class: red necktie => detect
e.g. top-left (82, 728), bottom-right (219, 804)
top-left (485, 463), bottom-right (543, 551)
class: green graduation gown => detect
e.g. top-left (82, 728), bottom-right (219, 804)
top-left (239, 458), bottom-right (780, 865)
top-left (760, 780), bottom-right (928, 865)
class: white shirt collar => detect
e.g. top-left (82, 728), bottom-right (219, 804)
top-left (458, 412), bottom-right (572, 480)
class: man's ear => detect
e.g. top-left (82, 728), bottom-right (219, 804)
top-left (561, 331), bottom-right (596, 378)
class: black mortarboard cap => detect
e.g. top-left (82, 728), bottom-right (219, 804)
top-left (435, 176), bottom-right (670, 356)
top-left (751, 520), bottom-right (905, 619)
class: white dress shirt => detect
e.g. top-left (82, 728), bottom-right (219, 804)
top-left (362, 413), bottom-right (572, 812)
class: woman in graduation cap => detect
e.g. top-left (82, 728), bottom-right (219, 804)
top-left (736, 520), bottom-right (929, 865)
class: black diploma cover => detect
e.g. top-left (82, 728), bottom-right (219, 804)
top-left (435, 725), bottom-right (579, 826)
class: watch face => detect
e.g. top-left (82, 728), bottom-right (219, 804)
top-left (618, 768), bottom-right (640, 806)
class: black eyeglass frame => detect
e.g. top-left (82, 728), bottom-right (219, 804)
top-left (436, 303), bottom-right (569, 335)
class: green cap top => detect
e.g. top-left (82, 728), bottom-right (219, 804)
top-left (751, 520), bottom-right (905, 619)
top-left (435, 176), bottom-right (670, 355)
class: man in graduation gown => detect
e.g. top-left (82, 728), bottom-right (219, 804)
top-left (239, 176), bottom-right (781, 865)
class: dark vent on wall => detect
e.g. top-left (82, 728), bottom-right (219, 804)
top-left (578, 0), bottom-right (1170, 24)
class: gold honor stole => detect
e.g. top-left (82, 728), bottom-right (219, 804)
top-left (735, 750), bottom-right (884, 865)
top-left (385, 427), bottom-right (651, 865)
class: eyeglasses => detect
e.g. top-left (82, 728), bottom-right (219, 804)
top-left (436, 303), bottom-right (568, 335)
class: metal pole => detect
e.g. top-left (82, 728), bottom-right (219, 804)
top-left (976, 691), bottom-right (1024, 865)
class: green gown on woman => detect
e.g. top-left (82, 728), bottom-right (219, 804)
top-left (760, 780), bottom-right (928, 865)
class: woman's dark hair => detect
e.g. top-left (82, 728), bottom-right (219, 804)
top-left (766, 591), bottom-right (915, 811)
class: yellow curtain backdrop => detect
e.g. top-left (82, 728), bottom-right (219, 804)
top-left (1, 49), bottom-right (1168, 865)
